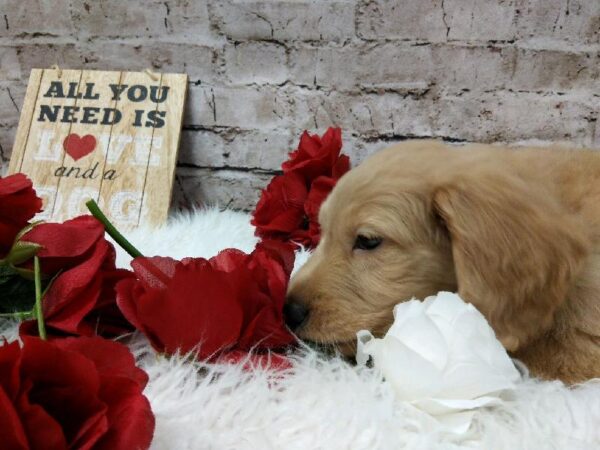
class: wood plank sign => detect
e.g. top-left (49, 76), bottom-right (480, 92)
top-left (8, 68), bottom-right (188, 229)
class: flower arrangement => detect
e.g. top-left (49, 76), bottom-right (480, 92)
top-left (252, 127), bottom-right (349, 249)
top-left (0, 127), bottom-right (350, 448)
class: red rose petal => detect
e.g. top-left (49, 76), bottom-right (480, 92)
top-left (93, 377), bottom-right (154, 450)
top-left (24, 216), bottom-right (104, 267)
top-left (238, 307), bottom-right (295, 350)
top-left (56, 337), bottom-right (148, 389)
top-left (209, 248), bottom-right (249, 273)
top-left (0, 173), bottom-right (34, 196)
top-left (0, 387), bottom-right (29, 450)
top-left (0, 336), bottom-right (154, 450)
top-left (15, 391), bottom-right (68, 450)
top-left (115, 278), bottom-right (147, 333)
top-left (55, 338), bottom-right (154, 450)
top-left (131, 256), bottom-right (179, 289)
top-left (129, 258), bottom-right (244, 357)
top-left (0, 174), bottom-right (42, 255)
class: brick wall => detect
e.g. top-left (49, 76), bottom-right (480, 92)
top-left (1, 0), bottom-right (599, 211)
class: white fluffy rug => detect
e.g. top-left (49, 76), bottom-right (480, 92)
top-left (3, 209), bottom-right (600, 450)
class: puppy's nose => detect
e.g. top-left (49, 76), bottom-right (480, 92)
top-left (283, 301), bottom-right (309, 330)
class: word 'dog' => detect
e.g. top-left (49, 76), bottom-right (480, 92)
top-left (36, 185), bottom-right (149, 226)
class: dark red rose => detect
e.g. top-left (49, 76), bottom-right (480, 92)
top-left (251, 171), bottom-right (311, 245)
top-left (19, 216), bottom-right (135, 338)
top-left (252, 128), bottom-right (350, 249)
top-left (211, 240), bottom-right (296, 350)
top-left (116, 241), bottom-right (296, 359)
top-left (282, 127), bottom-right (347, 180)
top-left (0, 174), bottom-right (42, 257)
top-left (117, 256), bottom-right (243, 358)
top-left (0, 336), bottom-right (154, 450)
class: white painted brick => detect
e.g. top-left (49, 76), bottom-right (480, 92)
top-left (515, 0), bottom-right (600, 44)
top-left (160, 0), bottom-right (215, 41)
top-left (1, 0), bottom-right (75, 37)
top-left (357, 0), bottom-right (447, 42)
top-left (0, 126), bottom-right (17, 169)
top-left (509, 47), bottom-right (600, 92)
top-left (179, 128), bottom-right (293, 170)
top-left (435, 91), bottom-right (597, 143)
top-left (81, 42), bottom-right (218, 82)
top-left (286, 46), bottom-right (319, 86)
top-left (358, 0), bottom-right (600, 45)
top-left (70, 0), bottom-right (217, 43)
top-left (289, 43), bottom-right (433, 91)
top-left (10, 42), bottom-right (217, 83)
top-left (175, 167), bottom-right (273, 210)
top-left (292, 89), bottom-right (435, 137)
top-left (70, 1), bottom-right (164, 38)
top-left (224, 42), bottom-right (288, 85)
top-left (430, 44), bottom-right (516, 89)
top-left (13, 44), bottom-right (82, 74)
top-left (444, 0), bottom-right (517, 41)
top-left (211, 0), bottom-right (356, 41)
top-left (185, 85), bottom-right (294, 129)
top-left (341, 134), bottom-right (397, 165)
top-left (295, 43), bottom-right (522, 92)
top-left (0, 47), bottom-right (21, 80)
top-left (0, 82), bottom-right (25, 128)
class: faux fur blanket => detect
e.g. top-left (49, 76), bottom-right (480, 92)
top-left (2, 209), bottom-right (600, 450)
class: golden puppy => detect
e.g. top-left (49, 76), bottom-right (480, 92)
top-left (285, 140), bottom-right (600, 383)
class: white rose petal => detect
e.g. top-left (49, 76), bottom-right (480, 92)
top-left (356, 291), bottom-right (521, 434)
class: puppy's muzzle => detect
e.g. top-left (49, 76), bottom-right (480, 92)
top-left (283, 300), bottom-right (309, 331)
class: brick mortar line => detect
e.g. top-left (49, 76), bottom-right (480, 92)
top-left (4, 81), bottom-right (595, 104)
top-left (2, 36), bottom-right (599, 54)
top-left (176, 162), bottom-right (281, 175)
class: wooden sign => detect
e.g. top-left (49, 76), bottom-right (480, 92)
top-left (8, 68), bottom-right (188, 229)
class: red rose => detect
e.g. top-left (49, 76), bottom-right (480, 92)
top-left (252, 128), bottom-right (350, 249)
top-left (211, 240), bottom-right (295, 350)
top-left (19, 216), bottom-right (135, 338)
top-left (0, 174), bottom-right (42, 257)
top-left (116, 241), bottom-right (296, 359)
top-left (282, 127), bottom-right (349, 180)
top-left (0, 336), bottom-right (154, 450)
top-left (251, 172), bottom-right (311, 245)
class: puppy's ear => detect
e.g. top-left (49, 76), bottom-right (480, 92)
top-left (433, 171), bottom-right (588, 351)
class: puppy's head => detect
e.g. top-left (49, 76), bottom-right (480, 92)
top-left (285, 143), bottom-right (457, 352)
top-left (286, 141), bottom-right (587, 355)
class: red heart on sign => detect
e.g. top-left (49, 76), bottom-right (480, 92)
top-left (63, 134), bottom-right (97, 161)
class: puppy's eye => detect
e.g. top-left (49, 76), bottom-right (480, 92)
top-left (353, 235), bottom-right (382, 251)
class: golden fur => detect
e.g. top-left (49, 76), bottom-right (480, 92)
top-left (288, 140), bottom-right (600, 383)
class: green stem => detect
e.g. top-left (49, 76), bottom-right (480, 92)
top-left (34, 256), bottom-right (47, 340)
top-left (0, 311), bottom-right (34, 320)
top-left (85, 199), bottom-right (143, 258)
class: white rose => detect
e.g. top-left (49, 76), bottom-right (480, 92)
top-left (356, 291), bottom-right (520, 433)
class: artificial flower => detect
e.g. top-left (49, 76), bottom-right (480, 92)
top-left (282, 127), bottom-right (349, 181)
top-left (0, 174), bottom-right (42, 258)
top-left (252, 127), bottom-right (350, 248)
top-left (356, 292), bottom-right (520, 434)
top-left (116, 241), bottom-right (296, 358)
top-left (18, 216), bottom-right (135, 338)
top-left (0, 336), bottom-right (154, 450)
top-left (251, 171), bottom-right (312, 246)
